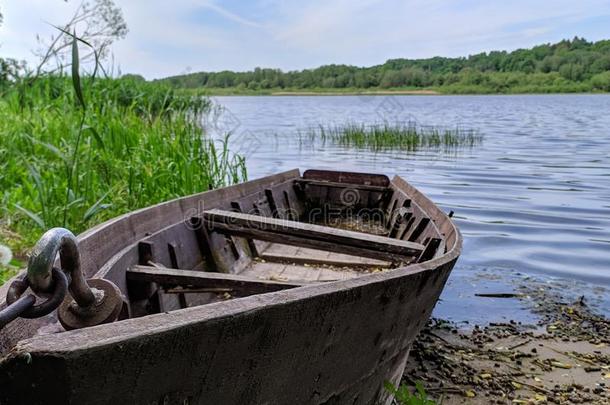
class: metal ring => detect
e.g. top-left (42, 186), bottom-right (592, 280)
top-left (27, 228), bottom-right (96, 307)
top-left (0, 295), bottom-right (36, 329)
top-left (6, 268), bottom-right (68, 318)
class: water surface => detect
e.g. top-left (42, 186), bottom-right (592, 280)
top-left (212, 95), bottom-right (610, 292)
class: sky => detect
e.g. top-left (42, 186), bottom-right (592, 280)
top-left (1, 0), bottom-right (610, 79)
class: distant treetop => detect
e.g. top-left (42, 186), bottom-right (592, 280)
top-left (156, 37), bottom-right (610, 93)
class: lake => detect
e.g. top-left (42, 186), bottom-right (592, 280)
top-left (211, 94), bottom-right (610, 319)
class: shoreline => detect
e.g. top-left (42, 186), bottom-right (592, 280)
top-left (184, 88), bottom-right (610, 97)
top-left (270, 89), bottom-right (440, 96)
top-left (402, 269), bottom-right (610, 404)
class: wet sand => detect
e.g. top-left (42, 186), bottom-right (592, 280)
top-left (402, 270), bottom-right (610, 403)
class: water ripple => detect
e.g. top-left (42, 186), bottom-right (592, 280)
top-left (215, 94), bottom-right (610, 283)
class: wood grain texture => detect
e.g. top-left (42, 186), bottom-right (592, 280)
top-left (302, 169), bottom-right (390, 187)
top-left (259, 243), bottom-right (391, 269)
top-left (203, 209), bottom-right (424, 263)
top-left (295, 179), bottom-right (389, 192)
top-left (0, 169), bottom-right (462, 405)
top-left (0, 260), bottom-right (457, 405)
top-left (128, 265), bottom-right (304, 294)
top-left (0, 170), bottom-right (302, 354)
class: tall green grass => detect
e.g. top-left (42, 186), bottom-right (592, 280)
top-left (301, 122), bottom-right (482, 152)
top-left (0, 75), bottom-right (246, 259)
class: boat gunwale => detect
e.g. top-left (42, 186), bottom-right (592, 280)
top-left (0, 169), bottom-right (302, 296)
top-left (1, 170), bottom-right (461, 356)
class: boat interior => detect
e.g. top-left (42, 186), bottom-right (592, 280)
top-left (124, 170), bottom-right (451, 318)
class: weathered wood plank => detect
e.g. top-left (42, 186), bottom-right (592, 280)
top-left (260, 243), bottom-right (391, 269)
top-left (417, 238), bottom-right (443, 263)
top-left (0, 169), bottom-right (462, 405)
top-left (302, 169), bottom-right (390, 186)
top-left (406, 217), bottom-right (431, 242)
top-left (127, 265), bottom-right (304, 296)
top-left (391, 175), bottom-right (458, 251)
top-left (229, 201), bottom-right (262, 258)
top-left (388, 207), bottom-right (412, 238)
top-left (203, 209), bottom-right (424, 263)
top-left (239, 261), bottom-right (360, 283)
top-left (295, 179), bottom-right (389, 193)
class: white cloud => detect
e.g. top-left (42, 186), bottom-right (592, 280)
top-left (199, 2), bottom-right (264, 29)
top-left (1, 0), bottom-right (610, 78)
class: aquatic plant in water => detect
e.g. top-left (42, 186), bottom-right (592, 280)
top-left (301, 122), bottom-right (482, 152)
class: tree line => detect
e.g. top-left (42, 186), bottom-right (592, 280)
top-left (156, 37), bottom-right (610, 93)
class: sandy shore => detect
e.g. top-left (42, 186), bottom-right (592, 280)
top-left (401, 274), bottom-right (610, 404)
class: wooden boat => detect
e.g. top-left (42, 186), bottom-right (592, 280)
top-left (0, 169), bottom-right (461, 405)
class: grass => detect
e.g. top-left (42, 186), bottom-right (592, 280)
top-left (385, 381), bottom-right (436, 405)
top-left (0, 74), bottom-right (247, 270)
top-left (300, 122), bottom-right (482, 152)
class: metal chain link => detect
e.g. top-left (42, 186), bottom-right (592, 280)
top-left (0, 228), bottom-right (124, 331)
top-left (0, 267), bottom-right (69, 330)
top-left (0, 295), bottom-right (36, 330)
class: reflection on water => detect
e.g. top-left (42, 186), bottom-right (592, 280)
top-left (213, 95), bottom-right (610, 285)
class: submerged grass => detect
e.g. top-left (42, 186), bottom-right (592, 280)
top-left (301, 122), bottom-right (482, 152)
top-left (0, 75), bottom-right (247, 261)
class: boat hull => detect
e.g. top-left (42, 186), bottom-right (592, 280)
top-left (0, 169), bottom-right (461, 404)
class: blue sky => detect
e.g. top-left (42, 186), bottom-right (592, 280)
top-left (1, 0), bottom-right (610, 79)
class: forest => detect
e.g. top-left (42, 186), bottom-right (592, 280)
top-left (157, 37), bottom-right (610, 94)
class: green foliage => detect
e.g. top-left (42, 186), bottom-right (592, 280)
top-left (121, 73), bottom-right (146, 82)
top-left (0, 74), bottom-right (246, 252)
top-left (385, 381), bottom-right (436, 405)
top-left (0, 266), bottom-right (18, 285)
top-left (302, 123), bottom-right (482, 152)
top-left (158, 37), bottom-right (610, 94)
top-left (591, 71), bottom-right (610, 91)
top-left (0, 58), bottom-right (23, 91)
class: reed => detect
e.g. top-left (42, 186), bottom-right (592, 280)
top-left (301, 122), bottom-right (482, 151)
top-left (0, 74), bottom-right (247, 255)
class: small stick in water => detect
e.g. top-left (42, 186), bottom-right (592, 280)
top-left (475, 293), bottom-right (525, 298)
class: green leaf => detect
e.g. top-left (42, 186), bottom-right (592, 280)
top-left (26, 162), bottom-right (44, 193)
top-left (24, 135), bottom-right (68, 164)
top-left (9, 258), bottom-right (24, 268)
top-left (71, 31), bottom-right (86, 109)
top-left (84, 125), bottom-right (105, 149)
top-left (52, 24), bottom-right (101, 81)
top-left (83, 192), bottom-right (112, 222)
top-left (384, 381), bottom-right (398, 396)
top-left (65, 197), bottom-right (84, 210)
top-left (384, 381), bottom-right (436, 405)
top-left (13, 204), bottom-right (46, 229)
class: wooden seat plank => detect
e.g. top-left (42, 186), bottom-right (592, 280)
top-left (240, 261), bottom-right (360, 284)
top-left (294, 179), bottom-right (389, 193)
top-left (127, 265), bottom-right (304, 296)
top-left (202, 209), bottom-right (424, 263)
top-left (260, 243), bottom-right (391, 269)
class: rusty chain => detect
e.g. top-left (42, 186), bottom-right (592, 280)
top-left (0, 228), bottom-right (123, 331)
top-left (0, 268), bottom-right (68, 329)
